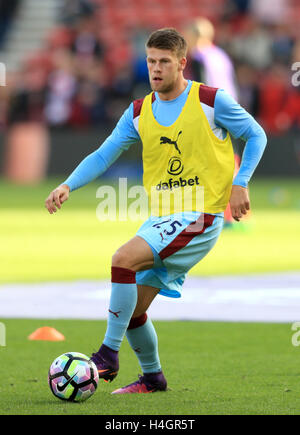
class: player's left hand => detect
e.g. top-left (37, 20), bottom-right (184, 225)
top-left (45, 184), bottom-right (70, 214)
top-left (229, 185), bottom-right (250, 222)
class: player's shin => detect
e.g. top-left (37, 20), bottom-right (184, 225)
top-left (103, 266), bottom-right (138, 351)
top-left (126, 313), bottom-right (162, 374)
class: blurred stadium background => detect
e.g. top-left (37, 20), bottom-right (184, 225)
top-left (0, 0), bottom-right (299, 316)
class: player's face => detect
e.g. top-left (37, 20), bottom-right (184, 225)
top-left (146, 47), bottom-right (186, 94)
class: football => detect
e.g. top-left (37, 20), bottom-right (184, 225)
top-left (48, 352), bottom-right (99, 402)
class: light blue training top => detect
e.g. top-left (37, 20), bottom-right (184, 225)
top-left (63, 80), bottom-right (267, 192)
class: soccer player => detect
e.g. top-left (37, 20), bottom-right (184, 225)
top-left (45, 28), bottom-right (267, 394)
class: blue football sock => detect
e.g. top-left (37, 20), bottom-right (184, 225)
top-left (126, 313), bottom-right (161, 374)
top-left (103, 267), bottom-right (137, 351)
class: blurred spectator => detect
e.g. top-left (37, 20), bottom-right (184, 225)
top-left (131, 27), bottom-right (151, 85)
top-left (250, 0), bottom-right (290, 25)
top-left (111, 65), bottom-right (134, 98)
top-left (228, 0), bottom-right (252, 15)
top-left (184, 17), bottom-right (238, 99)
top-left (271, 24), bottom-right (294, 65)
top-left (59, 0), bottom-right (97, 26)
top-left (71, 14), bottom-right (103, 61)
top-left (7, 63), bottom-right (47, 125)
top-left (257, 63), bottom-right (291, 135)
top-left (44, 49), bottom-right (77, 127)
top-left (0, 0), bottom-right (20, 49)
top-left (70, 60), bottom-right (109, 126)
top-left (229, 16), bottom-right (273, 70)
top-left (235, 62), bottom-right (259, 115)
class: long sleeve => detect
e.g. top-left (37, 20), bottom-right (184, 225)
top-left (214, 89), bottom-right (267, 188)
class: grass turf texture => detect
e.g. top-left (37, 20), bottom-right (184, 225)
top-left (0, 318), bottom-right (300, 415)
top-left (0, 177), bottom-right (299, 283)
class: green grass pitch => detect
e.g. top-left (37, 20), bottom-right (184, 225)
top-left (0, 177), bottom-right (299, 283)
top-left (0, 177), bottom-right (300, 415)
top-left (1, 319), bottom-right (300, 415)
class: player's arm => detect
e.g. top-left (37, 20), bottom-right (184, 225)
top-left (45, 104), bottom-right (139, 214)
top-left (214, 89), bottom-right (267, 221)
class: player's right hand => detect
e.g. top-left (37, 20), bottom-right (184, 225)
top-left (45, 184), bottom-right (70, 214)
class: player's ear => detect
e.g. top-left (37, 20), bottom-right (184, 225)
top-left (179, 57), bottom-right (187, 71)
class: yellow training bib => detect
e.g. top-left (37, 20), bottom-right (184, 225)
top-left (138, 81), bottom-right (235, 216)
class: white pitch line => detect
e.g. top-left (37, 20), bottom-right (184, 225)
top-left (0, 272), bottom-right (299, 322)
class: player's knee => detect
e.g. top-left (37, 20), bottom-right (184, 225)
top-left (112, 249), bottom-right (132, 269)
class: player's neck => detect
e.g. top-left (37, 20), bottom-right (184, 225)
top-left (157, 78), bottom-right (189, 101)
